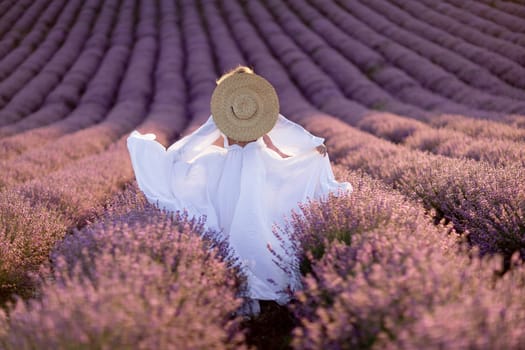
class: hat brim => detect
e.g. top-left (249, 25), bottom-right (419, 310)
top-left (211, 73), bottom-right (279, 142)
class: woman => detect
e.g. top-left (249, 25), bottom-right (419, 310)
top-left (127, 66), bottom-right (352, 316)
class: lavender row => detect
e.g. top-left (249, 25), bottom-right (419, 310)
top-left (444, 0), bottom-right (525, 33)
top-left (351, 0), bottom-right (525, 96)
top-left (392, 0), bottom-right (525, 65)
top-left (0, 0), bottom-right (18, 27)
top-left (0, 0), bottom-right (83, 107)
top-left (281, 168), bottom-right (525, 349)
top-left (112, 0), bottom-right (187, 144)
top-left (0, 0), bottom-right (66, 80)
top-left (200, 0), bottom-right (247, 78)
top-left (289, 0), bottom-right (522, 126)
top-left (0, 0), bottom-right (105, 127)
top-left (263, 0), bottom-right (434, 122)
top-left (403, 125), bottom-right (525, 168)
top-left (476, 0), bottom-right (525, 21)
top-left (428, 114), bottom-right (525, 142)
top-left (0, 0), bottom-right (50, 60)
top-left (134, 0), bottom-right (187, 145)
top-left (0, 119), bottom-right (156, 304)
top-left (362, 0), bottom-right (525, 90)
top-left (4, 0), bottom-right (206, 315)
top-left (0, 187), bottom-right (246, 349)
top-left (26, 0), bottom-right (121, 126)
top-left (0, 0), bottom-right (155, 190)
top-left (29, 0), bottom-right (120, 107)
top-left (283, 0), bottom-right (506, 124)
top-left (179, 0), bottom-right (219, 130)
top-left (0, 0), bottom-right (134, 159)
top-left (0, 0), bottom-right (32, 41)
top-left (356, 112), bottom-right (525, 168)
top-left (307, 0), bottom-right (525, 120)
top-left (333, 0), bottom-right (525, 104)
top-left (249, 0), bottom-right (366, 116)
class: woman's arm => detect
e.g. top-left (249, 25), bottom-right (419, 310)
top-left (264, 134), bottom-right (327, 158)
top-left (263, 134), bottom-right (291, 158)
top-left (212, 135), bottom-right (224, 147)
top-left (267, 114), bottom-right (325, 156)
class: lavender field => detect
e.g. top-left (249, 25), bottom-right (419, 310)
top-left (0, 0), bottom-right (525, 348)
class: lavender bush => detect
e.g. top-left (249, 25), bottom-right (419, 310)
top-left (0, 186), bottom-right (246, 350)
top-left (276, 169), bottom-right (525, 349)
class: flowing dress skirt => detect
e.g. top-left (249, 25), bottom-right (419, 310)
top-left (127, 116), bottom-right (352, 304)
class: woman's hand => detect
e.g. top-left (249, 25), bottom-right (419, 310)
top-left (316, 144), bottom-right (327, 157)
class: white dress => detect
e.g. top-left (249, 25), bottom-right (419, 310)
top-left (126, 113), bottom-right (352, 305)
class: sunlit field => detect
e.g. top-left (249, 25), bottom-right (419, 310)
top-left (0, 0), bottom-right (524, 349)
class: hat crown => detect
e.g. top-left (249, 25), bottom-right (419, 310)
top-left (211, 71), bottom-right (279, 141)
top-left (232, 94), bottom-right (257, 120)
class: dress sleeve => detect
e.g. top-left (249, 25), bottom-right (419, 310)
top-left (266, 113), bottom-right (325, 156)
top-left (126, 131), bottom-right (176, 203)
top-left (126, 115), bottom-right (220, 209)
top-left (167, 115), bottom-right (221, 161)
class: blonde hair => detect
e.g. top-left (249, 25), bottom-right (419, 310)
top-left (216, 65), bottom-right (255, 85)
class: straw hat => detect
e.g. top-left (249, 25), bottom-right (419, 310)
top-left (211, 72), bottom-right (279, 142)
